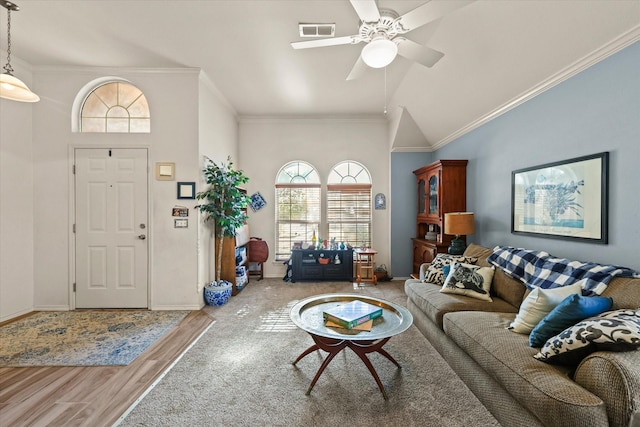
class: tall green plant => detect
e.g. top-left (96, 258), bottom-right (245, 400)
top-left (196, 156), bottom-right (250, 283)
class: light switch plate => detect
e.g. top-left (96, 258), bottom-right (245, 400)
top-left (174, 218), bottom-right (188, 228)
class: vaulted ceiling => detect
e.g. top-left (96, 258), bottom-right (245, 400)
top-left (3, 0), bottom-right (639, 150)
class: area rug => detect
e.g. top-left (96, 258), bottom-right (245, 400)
top-left (0, 310), bottom-right (190, 367)
top-left (119, 280), bottom-right (500, 427)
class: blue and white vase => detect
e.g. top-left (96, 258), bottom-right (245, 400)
top-left (203, 280), bottom-right (232, 306)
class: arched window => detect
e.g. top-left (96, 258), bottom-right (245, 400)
top-left (327, 161), bottom-right (372, 247)
top-left (80, 81), bottom-right (150, 133)
top-left (275, 161), bottom-right (321, 259)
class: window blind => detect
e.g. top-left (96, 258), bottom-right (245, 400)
top-left (275, 184), bottom-right (321, 259)
top-left (327, 184), bottom-right (371, 247)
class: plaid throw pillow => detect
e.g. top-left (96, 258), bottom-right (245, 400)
top-left (422, 254), bottom-right (478, 285)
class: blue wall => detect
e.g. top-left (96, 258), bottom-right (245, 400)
top-left (391, 40), bottom-right (640, 276)
top-left (390, 152), bottom-right (432, 277)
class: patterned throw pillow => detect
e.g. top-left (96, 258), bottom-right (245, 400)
top-left (422, 254), bottom-right (478, 286)
top-left (534, 309), bottom-right (640, 365)
top-left (440, 262), bottom-right (495, 301)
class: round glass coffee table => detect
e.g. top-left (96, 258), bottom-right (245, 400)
top-left (290, 293), bottom-right (413, 399)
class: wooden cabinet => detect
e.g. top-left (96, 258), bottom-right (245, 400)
top-left (290, 249), bottom-right (353, 282)
top-left (412, 160), bottom-right (467, 275)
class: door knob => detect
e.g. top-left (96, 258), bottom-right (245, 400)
top-left (138, 234), bottom-right (146, 240)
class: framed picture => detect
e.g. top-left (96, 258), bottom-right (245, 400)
top-left (374, 193), bottom-right (386, 210)
top-left (177, 182), bottom-right (196, 199)
top-left (511, 152), bottom-right (608, 243)
top-left (250, 192), bottom-right (266, 212)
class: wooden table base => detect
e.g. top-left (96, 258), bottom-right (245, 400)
top-left (292, 333), bottom-right (401, 399)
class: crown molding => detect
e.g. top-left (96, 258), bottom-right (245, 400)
top-left (391, 146), bottom-right (433, 153)
top-left (431, 24), bottom-right (640, 151)
top-left (199, 71), bottom-right (237, 117)
top-left (238, 114), bottom-right (387, 124)
top-left (33, 65), bottom-right (201, 75)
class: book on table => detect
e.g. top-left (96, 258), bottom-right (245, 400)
top-left (322, 300), bottom-right (383, 329)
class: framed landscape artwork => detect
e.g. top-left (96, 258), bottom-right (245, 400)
top-left (511, 152), bottom-right (609, 243)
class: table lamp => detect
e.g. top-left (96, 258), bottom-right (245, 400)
top-left (444, 212), bottom-right (475, 255)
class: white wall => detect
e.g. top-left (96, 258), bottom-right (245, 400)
top-left (0, 59), bottom-right (35, 321)
top-left (197, 74), bottom-right (239, 289)
top-left (30, 67), bottom-right (206, 311)
top-left (238, 116), bottom-right (390, 278)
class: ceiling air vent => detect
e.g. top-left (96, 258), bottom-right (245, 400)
top-left (299, 23), bottom-right (335, 38)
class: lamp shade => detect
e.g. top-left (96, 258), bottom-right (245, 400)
top-left (444, 212), bottom-right (475, 236)
top-left (0, 73), bottom-right (40, 102)
top-left (361, 37), bottom-right (398, 68)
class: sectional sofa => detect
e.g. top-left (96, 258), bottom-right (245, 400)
top-left (404, 244), bottom-right (640, 427)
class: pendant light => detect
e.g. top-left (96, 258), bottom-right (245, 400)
top-left (0, 0), bottom-right (39, 102)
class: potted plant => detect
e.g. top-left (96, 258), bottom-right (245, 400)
top-left (196, 156), bottom-right (250, 305)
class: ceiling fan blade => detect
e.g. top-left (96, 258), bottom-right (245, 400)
top-left (396, 0), bottom-right (474, 32)
top-left (396, 38), bottom-right (444, 68)
top-left (349, 0), bottom-right (380, 22)
top-left (346, 56), bottom-right (368, 81)
top-left (291, 35), bottom-right (361, 49)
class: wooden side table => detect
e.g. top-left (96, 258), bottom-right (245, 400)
top-left (354, 248), bottom-right (378, 285)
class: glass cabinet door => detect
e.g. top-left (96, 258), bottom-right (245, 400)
top-left (428, 175), bottom-right (438, 215)
top-left (418, 179), bottom-right (426, 214)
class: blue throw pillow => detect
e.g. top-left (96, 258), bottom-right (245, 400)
top-left (529, 294), bottom-right (613, 347)
top-left (442, 265), bottom-right (451, 278)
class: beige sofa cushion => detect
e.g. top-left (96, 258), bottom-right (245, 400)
top-left (463, 244), bottom-right (527, 308)
top-left (602, 276), bottom-right (640, 309)
top-left (404, 279), bottom-right (517, 329)
top-left (443, 310), bottom-right (608, 426)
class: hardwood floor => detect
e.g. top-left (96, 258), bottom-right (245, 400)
top-left (0, 310), bottom-right (214, 427)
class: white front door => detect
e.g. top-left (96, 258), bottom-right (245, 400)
top-left (75, 148), bottom-right (148, 308)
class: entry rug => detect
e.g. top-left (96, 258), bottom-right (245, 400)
top-left (0, 310), bottom-right (190, 367)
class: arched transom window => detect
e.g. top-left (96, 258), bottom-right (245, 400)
top-left (327, 161), bottom-right (372, 247)
top-left (275, 161), bottom-right (321, 259)
top-left (80, 81), bottom-right (150, 133)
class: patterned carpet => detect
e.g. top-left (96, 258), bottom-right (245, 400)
top-left (0, 310), bottom-right (189, 367)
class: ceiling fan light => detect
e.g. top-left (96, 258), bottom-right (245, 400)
top-left (0, 72), bottom-right (40, 102)
top-left (361, 38), bottom-right (398, 68)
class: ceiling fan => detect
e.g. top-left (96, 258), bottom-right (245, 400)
top-left (291, 0), bottom-right (473, 80)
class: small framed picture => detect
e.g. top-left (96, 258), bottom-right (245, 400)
top-left (250, 192), bottom-right (267, 211)
top-left (177, 182), bottom-right (196, 199)
top-left (374, 193), bottom-right (386, 210)
top-left (155, 162), bottom-right (175, 180)
top-left (172, 206), bottom-right (189, 217)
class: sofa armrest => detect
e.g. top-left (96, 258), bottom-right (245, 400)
top-left (419, 263), bottom-right (430, 281)
top-left (574, 350), bottom-right (640, 427)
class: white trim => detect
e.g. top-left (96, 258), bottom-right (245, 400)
top-left (239, 114), bottom-right (386, 124)
top-left (32, 305), bottom-right (71, 311)
top-left (0, 308), bottom-right (34, 323)
top-left (432, 25), bottom-right (640, 150)
top-left (34, 65), bottom-right (200, 75)
top-left (391, 146), bottom-right (433, 153)
top-left (68, 146), bottom-right (76, 310)
top-left (149, 304), bottom-right (205, 311)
